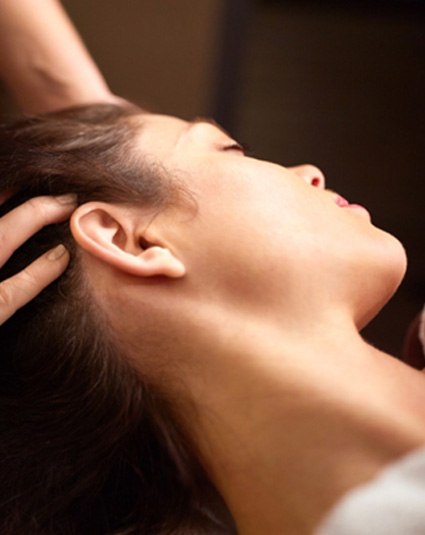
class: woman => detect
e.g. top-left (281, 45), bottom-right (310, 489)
top-left (1, 100), bottom-right (425, 534)
top-left (1, 2), bottom-right (425, 535)
top-left (0, 103), bottom-right (233, 534)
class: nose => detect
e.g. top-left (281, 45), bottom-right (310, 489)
top-left (289, 164), bottom-right (326, 189)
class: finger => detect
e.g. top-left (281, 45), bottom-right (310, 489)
top-left (0, 194), bottom-right (76, 267)
top-left (0, 244), bottom-right (69, 325)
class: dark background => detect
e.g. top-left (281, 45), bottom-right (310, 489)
top-left (1, 0), bottom-right (423, 355)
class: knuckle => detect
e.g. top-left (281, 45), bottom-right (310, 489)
top-left (0, 281), bottom-right (13, 311)
top-left (26, 196), bottom-right (51, 219)
top-left (0, 229), bottom-right (7, 251)
top-left (18, 267), bottom-right (38, 289)
top-left (0, 267), bottom-right (38, 308)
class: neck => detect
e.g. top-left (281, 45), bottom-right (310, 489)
top-left (174, 312), bottom-right (425, 535)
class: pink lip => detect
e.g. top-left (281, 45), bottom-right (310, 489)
top-left (335, 195), bottom-right (371, 219)
top-left (335, 195), bottom-right (350, 207)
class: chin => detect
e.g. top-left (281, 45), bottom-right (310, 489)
top-left (378, 228), bottom-right (408, 287)
top-left (352, 229), bottom-right (407, 330)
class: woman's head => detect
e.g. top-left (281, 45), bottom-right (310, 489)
top-left (83, 111), bottom-right (406, 354)
top-left (0, 102), bottom-right (406, 532)
top-left (0, 104), bottom-right (232, 533)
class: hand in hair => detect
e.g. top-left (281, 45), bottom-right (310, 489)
top-left (0, 193), bottom-right (76, 324)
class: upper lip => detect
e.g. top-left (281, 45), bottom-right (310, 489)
top-left (335, 194), bottom-right (350, 207)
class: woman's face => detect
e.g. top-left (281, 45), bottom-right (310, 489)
top-left (134, 113), bottom-right (406, 328)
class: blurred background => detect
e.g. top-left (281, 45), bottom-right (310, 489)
top-left (1, 0), bottom-right (424, 355)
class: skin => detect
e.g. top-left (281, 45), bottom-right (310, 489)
top-left (0, 194), bottom-right (76, 324)
top-left (1, 2), bottom-right (423, 532)
top-left (70, 113), bottom-right (425, 534)
top-left (0, 0), bottom-right (116, 113)
top-left (0, 0), bottom-right (115, 323)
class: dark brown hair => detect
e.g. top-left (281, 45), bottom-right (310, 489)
top-left (0, 104), bottom-right (234, 534)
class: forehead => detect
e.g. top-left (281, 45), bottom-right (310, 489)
top-left (134, 113), bottom-right (232, 161)
top-left (136, 113), bottom-right (187, 153)
top-left (138, 113), bottom-right (231, 135)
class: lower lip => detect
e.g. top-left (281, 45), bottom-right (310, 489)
top-left (345, 203), bottom-right (371, 219)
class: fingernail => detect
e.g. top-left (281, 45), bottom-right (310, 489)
top-left (55, 194), bottom-right (77, 205)
top-left (47, 244), bottom-right (68, 261)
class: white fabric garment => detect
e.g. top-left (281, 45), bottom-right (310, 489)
top-left (315, 446), bottom-right (425, 534)
top-left (315, 308), bottom-right (425, 533)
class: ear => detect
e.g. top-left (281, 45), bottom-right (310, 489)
top-left (70, 202), bottom-right (186, 278)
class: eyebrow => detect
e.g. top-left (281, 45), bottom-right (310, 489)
top-left (188, 117), bottom-right (233, 138)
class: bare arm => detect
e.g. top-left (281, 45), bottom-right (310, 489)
top-left (0, 0), bottom-right (117, 113)
top-left (0, 1), bottom-right (116, 321)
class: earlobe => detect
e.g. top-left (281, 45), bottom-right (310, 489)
top-left (70, 202), bottom-right (186, 279)
top-left (136, 245), bottom-right (186, 278)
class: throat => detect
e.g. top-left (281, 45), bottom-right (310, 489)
top-left (180, 331), bottom-right (425, 534)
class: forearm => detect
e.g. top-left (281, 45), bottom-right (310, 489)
top-left (0, 0), bottom-right (116, 113)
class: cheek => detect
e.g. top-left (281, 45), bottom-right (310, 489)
top-left (199, 162), bottom-right (307, 230)
top-left (190, 159), bottom-right (320, 258)
top-left (186, 180), bottom-right (314, 304)
top-left (184, 159), bottom-right (405, 305)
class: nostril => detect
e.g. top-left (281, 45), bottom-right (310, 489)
top-left (289, 164), bottom-right (326, 189)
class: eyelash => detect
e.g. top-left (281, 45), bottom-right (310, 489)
top-left (223, 142), bottom-right (253, 156)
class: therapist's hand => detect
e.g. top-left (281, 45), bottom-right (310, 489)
top-left (0, 0), bottom-right (117, 114)
top-left (0, 193), bottom-right (76, 324)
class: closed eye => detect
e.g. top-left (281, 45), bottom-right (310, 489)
top-left (223, 142), bottom-right (253, 156)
